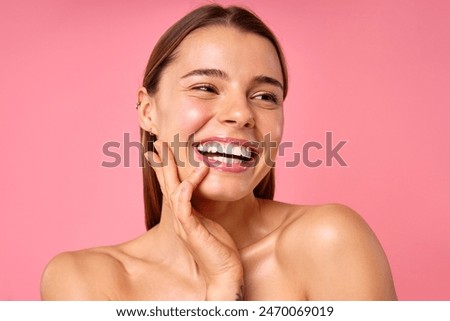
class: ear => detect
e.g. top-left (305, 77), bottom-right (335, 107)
top-left (137, 87), bottom-right (159, 136)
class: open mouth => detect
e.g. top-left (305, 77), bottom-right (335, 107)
top-left (192, 139), bottom-right (260, 171)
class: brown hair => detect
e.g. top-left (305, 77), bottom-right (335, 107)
top-left (141, 4), bottom-right (288, 230)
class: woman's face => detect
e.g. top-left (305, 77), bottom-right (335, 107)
top-left (147, 26), bottom-right (284, 201)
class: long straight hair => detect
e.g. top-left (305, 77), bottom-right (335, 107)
top-left (141, 5), bottom-right (289, 230)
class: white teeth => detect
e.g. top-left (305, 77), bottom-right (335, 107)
top-left (208, 145), bottom-right (218, 153)
top-left (210, 155), bottom-right (240, 164)
top-left (231, 146), bottom-right (242, 157)
top-left (241, 146), bottom-right (252, 158)
top-left (196, 141), bottom-right (254, 160)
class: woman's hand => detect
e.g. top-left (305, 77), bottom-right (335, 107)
top-left (150, 141), bottom-right (244, 300)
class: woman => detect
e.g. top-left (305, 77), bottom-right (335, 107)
top-left (41, 4), bottom-right (397, 300)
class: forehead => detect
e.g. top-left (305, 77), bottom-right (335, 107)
top-left (166, 26), bottom-right (283, 80)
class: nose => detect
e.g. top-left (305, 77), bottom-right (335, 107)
top-left (217, 95), bottom-right (255, 129)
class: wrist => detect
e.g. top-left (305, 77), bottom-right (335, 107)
top-left (206, 280), bottom-right (244, 301)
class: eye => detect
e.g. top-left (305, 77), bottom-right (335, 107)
top-left (192, 84), bottom-right (218, 94)
top-left (253, 92), bottom-right (279, 104)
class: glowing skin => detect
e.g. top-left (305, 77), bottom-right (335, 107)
top-left (40, 25), bottom-right (397, 302)
top-left (146, 26), bottom-right (284, 202)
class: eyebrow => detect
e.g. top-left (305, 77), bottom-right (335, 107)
top-left (181, 69), bottom-right (228, 80)
top-left (253, 75), bottom-right (284, 91)
top-left (181, 68), bottom-right (284, 90)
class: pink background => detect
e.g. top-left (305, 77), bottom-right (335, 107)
top-left (1, 0), bottom-right (449, 300)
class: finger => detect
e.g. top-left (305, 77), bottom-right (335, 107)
top-left (183, 162), bottom-right (209, 190)
top-left (145, 149), bottom-right (171, 199)
top-left (175, 189), bottom-right (239, 274)
top-left (173, 163), bottom-right (209, 224)
top-left (146, 149), bottom-right (162, 175)
top-left (154, 141), bottom-right (181, 196)
top-left (175, 181), bottom-right (203, 235)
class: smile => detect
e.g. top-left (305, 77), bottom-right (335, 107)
top-left (192, 137), bottom-right (260, 172)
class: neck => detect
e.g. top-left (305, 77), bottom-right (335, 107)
top-left (152, 194), bottom-right (263, 249)
top-left (190, 193), bottom-right (263, 249)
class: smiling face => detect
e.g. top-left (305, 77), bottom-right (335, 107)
top-left (143, 26), bottom-right (284, 201)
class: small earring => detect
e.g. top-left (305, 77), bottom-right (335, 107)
top-left (135, 101), bottom-right (141, 109)
top-left (149, 129), bottom-right (157, 138)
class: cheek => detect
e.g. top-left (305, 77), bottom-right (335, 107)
top-left (274, 110), bottom-right (284, 140)
top-left (157, 96), bottom-right (212, 141)
top-left (272, 119), bottom-right (283, 143)
top-left (257, 111), bottom-right (283, 167)
top-left (165, 99), bottom-right (212, 180)
top-left (258, 110), bottom-right (284, 143)
top-left (173, 99), bottom-right (211, 136)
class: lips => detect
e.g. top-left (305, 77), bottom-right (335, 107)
top-left (192, 137), bottom-right (261, 172)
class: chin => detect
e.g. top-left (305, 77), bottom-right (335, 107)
top-left (195, 174), bottom-right (255, 202)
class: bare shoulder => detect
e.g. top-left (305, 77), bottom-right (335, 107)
top-left (40, 246), bottom-right (126, 300)
top-left (279, 203), bottom-right (377, 242)
top-left (274, 202), bottom-right (397, 300)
